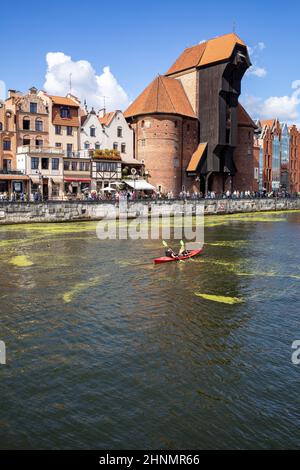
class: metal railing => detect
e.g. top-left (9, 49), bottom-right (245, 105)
top-left (17, 146), bottom-right (65, 155)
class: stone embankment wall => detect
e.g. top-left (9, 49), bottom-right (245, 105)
top-left (0, 198), bottom-right (299, 225)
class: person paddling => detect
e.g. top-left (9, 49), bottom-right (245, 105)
top-left (165, 247), bottom-right (178, 259)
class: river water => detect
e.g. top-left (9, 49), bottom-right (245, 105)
top-left (0, 211), bottom-right (300, 450)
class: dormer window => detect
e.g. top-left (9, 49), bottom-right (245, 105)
top-left (60, 106), bottom-right (70, 119)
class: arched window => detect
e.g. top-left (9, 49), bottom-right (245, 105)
top-left (23, 135), bottom-right (31, 146)
top-left (84, 141), bottom-right (90, 150)
top-left (23, 117), bottom-right (30, 130)
top-left (35, 119), bottom-right (43, 132)
top-left (95, 142), bottom-right (101, 150)
top-left (141, 120), bottom-right (145, 128)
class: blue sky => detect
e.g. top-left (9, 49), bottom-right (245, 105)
top-left (0, 0), bottom-right (299, 122)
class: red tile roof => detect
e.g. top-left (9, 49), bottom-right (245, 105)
top-left (99, 111), bottom-right (117, 126)
top-left (49, 95), bottom-right (80, 107)
top-left (166, 33), bottom-right (247, 75)
top-left (124, 75), bottom-right (197, 119)
top-left (238, 104), bottom-right (256, 128)
top-left (186, 143), bottom-right (207, 172)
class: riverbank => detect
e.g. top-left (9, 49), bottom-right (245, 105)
top-left (0, 198), bottom-right (299, 225)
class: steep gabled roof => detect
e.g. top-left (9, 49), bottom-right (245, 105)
top-left (260, 119), bottom-right (276, 129)
top-left (166, 33), bottom-right (247, 76)
top-left (99, 111), bottom-right (117, 127)
top-left (49, 95), bottom-right (80, 107)
top-left (124, 75), bottom-right (197, 119)
top-left (238, 103), bottom-right (257, 128)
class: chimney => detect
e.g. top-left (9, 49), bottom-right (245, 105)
top-left (98, 108), bottom-right (106, 118)
top-left (8, 89), bottom-right (17, 98)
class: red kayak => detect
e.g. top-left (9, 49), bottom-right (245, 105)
top-left (154, 249), bottom-right (203, 264)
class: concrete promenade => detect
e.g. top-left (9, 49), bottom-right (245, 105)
top-left (0, 198), bottom-right (299, 225)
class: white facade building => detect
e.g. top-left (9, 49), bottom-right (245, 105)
top-left (80, 109), bottom-right (103, 151)
top-left (80, 109), bottom-right (134, 160)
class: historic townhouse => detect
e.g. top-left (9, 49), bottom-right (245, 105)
top-left (0, 96), bottom-right (28, 195)
top-left (288, 125), bottom-right (300, 193)
top-left (255, 119), bottom-right (300, 193)
top-left (10, 87), bottom-right (64, 199)
top-left (125, 33), bottom-right (255, 195)
top-left (39, 92), bottom-right (81, 156)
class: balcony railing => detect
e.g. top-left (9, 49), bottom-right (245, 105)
top-left (17, 146), bottom-right (65, 155)
top-left (0, 170), bottom-right (25, 175)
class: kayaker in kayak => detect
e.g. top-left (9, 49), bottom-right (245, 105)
top-left (178, 241), bottom-right (189, 257)
top-left (165, 247), bottom-right (178, 259)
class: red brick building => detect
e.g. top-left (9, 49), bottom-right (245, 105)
top-left (255, 119), bottom-right (300, 194)
top-left (125, 33), bottom-right (257, 195)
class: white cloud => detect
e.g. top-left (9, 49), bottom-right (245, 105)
top-left (199, 39), bottom-right (207, 44)
top-left (43, 52), bottom-right (130, 111)
top-left (0, 80), bottom-right (6, 100)
top-left (241, 81), bottom-right (300, 122)
top-left (248, 66), bottom-right (267, 78)
top-left (246, 42), bottom-right (267, 78)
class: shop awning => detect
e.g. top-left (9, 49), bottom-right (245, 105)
top-left (186, 143), bottom-right (207, 173)
top-left (51, 177), bottom-right (63, 184)
top-left (0, 174), bottom-right (29, 180)
top-left (30, 176), bottom-right (41, 184)
top-left (123, 179), bottom-right (155, 191)
top-left (64, 178), bottom-right (91, 182)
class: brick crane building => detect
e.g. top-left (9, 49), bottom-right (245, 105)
top-left (125, 33), bottom-right (257, 195)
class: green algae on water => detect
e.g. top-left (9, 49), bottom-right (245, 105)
top-left (63, 275), bottom-right (109, 304)
top-left (9, 255), bottom-right (33, 267)
top-left (195, 293), bottom-right (244, 305)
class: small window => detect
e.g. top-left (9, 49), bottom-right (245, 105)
top-left (121, 143), bottom-right (126, 153)
top-left (52, 158), bottom-right (59, 170)
top-left (3, 140), bottom-right (11, 151)
top-left (64, 161), bottom-right (70, 171)
top-left (117, 126), bottom-right (122, 138)
top-left (113, 142), bottom-right (118, 151)
top-left (90, 126), bottom-right (96, 137)
top-left (141, 139), bottom-right (146, 147)
top-left (41, 158), bottom-right (49, 169)
top-left (55, 143), bottom-right (62, 148)
top-left (55, 125), bottom-right (61, 135)
top-left (23, 137), bottom-right (30, 146)
top-left (67, 126), bottom-right (73, 136)
top-left (84, 142), bottom-right (90, 150)
top-left (0, 123), bottom-right (2, 131)
top-left (35, 119), bottom-right (43, 132)
top-left (36, 139), bottom-right (43, 147)
top-left (187, 124), bottom-right (190, 132)
top-left (60, 107), bottom-right (70, 119)
top-left (71, 161), bottom-right (77, 171)
top-left (174, 121), bottom-right (178, 128)
top-left (141, 120), bottom-right (145, 128)
top-left (66, 144), bottom-right (73, 157)
top-left (23, 118), bottom-right (30, 130)
top-left (31, 157), bottom-right (39, 170)
top-left (95, 142), bottom-right (100, 150)
top-left (30, 102), bottom-right (37, 113)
